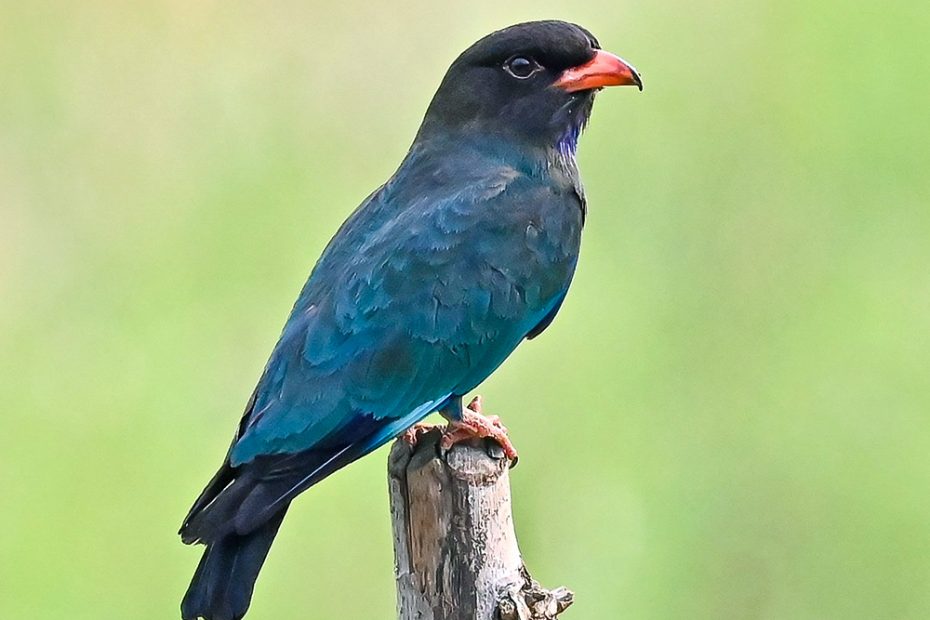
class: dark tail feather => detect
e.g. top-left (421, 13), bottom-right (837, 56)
top-left (181, 507), bottom-right (287, 620)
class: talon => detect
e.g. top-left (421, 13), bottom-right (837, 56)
top-left (401, 421), bottom-right (438, 447)
top-left (439, 397), bottom-right (517, 461)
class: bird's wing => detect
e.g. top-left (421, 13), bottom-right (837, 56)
top-left (228, 167), bottom-right (525, 465)
top-left (182, 157), bottom-right (582, 542)
top-left (229, 152), bottom-right (582, 458)
top-left (525, 289), bottom-right (568, 340)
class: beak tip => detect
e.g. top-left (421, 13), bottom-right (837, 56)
top-left (630, 68), bottom-right (644, 92)
top-left (554, 51), bottom-right (644, 93)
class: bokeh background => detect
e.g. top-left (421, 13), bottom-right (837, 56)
top-left (2, 1), bottom-right (929, 618)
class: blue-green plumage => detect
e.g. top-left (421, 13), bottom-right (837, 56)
top-left (231, 139), bottom-right (583, 467)
top-left (180, 19), bottom-right (642, 620)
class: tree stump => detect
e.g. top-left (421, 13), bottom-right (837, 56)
top-left (388, 429), bottom-right (574, 620)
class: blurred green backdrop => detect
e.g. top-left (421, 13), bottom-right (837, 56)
top-left (2, 1), bottom-right (929, 618)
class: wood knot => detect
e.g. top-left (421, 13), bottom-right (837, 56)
top-left (444, 439), bottom-right (510, 485)
top-left (497, 570), bottom-right (574, 619)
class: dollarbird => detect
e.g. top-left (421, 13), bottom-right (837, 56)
top-left (179, 19), bottom-right (642, 620)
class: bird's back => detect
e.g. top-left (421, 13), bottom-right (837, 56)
top-left (230, 140), bottom-right (585, 470)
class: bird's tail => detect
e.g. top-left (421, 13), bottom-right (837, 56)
top-left (181, 507), bottom-right (287, 620)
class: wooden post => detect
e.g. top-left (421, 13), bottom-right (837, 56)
top-left (388, 429), bottom-right (574, 620)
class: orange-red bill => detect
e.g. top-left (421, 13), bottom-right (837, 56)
top-left (554, 50), bottom-right (643, 92)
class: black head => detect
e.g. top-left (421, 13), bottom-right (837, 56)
top-left (416, 21), bottom-right (641, 154)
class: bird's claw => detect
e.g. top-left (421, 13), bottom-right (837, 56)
top-left (400, 421), bottom-right (439, 447)
top-left (440, 395), bottom-right (518, 462)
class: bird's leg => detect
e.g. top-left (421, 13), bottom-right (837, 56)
top-left (439, 395), bottom-right (518, 461)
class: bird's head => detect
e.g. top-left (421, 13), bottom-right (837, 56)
top-left (417, 20), bottom-right (642, 156)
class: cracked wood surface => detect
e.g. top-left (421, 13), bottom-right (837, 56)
top-left (388, 429), bottom-right (573, 620)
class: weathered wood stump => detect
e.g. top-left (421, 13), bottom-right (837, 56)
top-left (388, 429), bottom-right (574, 620)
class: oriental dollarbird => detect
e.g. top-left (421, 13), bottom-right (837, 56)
top-left (180, 20), bottom-right (642, 620)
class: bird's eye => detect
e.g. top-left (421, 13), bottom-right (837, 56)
top-left (504, 56), bottom-right (540, 79)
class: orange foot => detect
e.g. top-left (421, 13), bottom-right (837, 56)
top-left (440, 395), bottom-right (518, 461)
top-left (400, 421), bottom-right (440, 446)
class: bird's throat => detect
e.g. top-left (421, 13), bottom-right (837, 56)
top-left (552, 93), bottom-right (594, 158)
top-left (557, 122), bottom-right (583, 157)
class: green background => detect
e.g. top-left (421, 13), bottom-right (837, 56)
top-left (2, 1), bottom-right (929, 618)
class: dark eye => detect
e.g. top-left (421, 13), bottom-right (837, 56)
top-left (504, 56), bottom-right (540, 79)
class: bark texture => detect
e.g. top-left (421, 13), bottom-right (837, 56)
top-left (388, 429), bottom-right (573, 620)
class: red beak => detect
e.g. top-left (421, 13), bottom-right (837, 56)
top-left (553, 50), bottom-right (643, 92)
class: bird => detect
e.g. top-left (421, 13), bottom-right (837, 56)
top-left (179, 19), bottom-right (641, 620)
